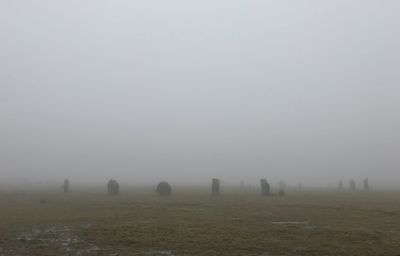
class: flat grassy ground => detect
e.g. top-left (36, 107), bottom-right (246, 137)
top-left (1, 186), bottom-right (400, 256)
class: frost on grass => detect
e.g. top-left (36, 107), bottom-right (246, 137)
top-left (15, 225), bottom-right (100, 255)
top-left (134, 250), bottom-right (175, 256)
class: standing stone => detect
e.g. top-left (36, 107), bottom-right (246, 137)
top-left (363, 178), bottom-right (369, 191)
top-left (107, 179), bottom-right (119, 196)
top-left (349, 179), bottom-right (356, 191)
top-left (260, 179), bottom-right (271, 196)
top-left (211, 178), bottom-right (220, 196)
top-left (63, 179), bottom-right (70, 193)
top-left (157, 181), bottom-right (172, 196)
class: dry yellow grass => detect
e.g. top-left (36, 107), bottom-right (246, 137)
top-left (1, 186), bottom-right (400, 255)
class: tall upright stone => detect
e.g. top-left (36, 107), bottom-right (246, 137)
top-left (260, 179), bottom-right (271, 196)
top-left (107, 179), bottom-right (119, 196)
top-left (157, 181), bottom-right (172, 196)
top-left (211, 178), bottom-right (220, 196)
top-left (363, 178), bottom-right (369, 191)
top-left (63, 179), bottom-right (70, 193)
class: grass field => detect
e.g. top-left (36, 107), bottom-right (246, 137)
top-left (1, 186), bottom-right (400, 256)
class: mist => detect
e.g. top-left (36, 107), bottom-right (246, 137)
top-left (1, 0), bottom-right (399, 187)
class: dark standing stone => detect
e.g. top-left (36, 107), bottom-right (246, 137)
top-left (212, 178), bottom-right (220, 196)
top-left (63, 179), bottom-right (70, 193)
top-left (260, 179), bottom-right (271, 196)
top-left (107, 179), bottom-right (119, 196)
top-left (157, 182), bottom-right (171, 196)
top-left (349, 179), bottom-right (356, 191)
top-left (363, 178), bottom-right (369, 191)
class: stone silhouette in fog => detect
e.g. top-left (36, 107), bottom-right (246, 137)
top-left (363, 178), bottom-right (369, 191)
top-left (107, 179), bottom-right (119, 196)
top-left (63, 179), bottom-right (70, 193)
top-left (338, 180), bottom-right (343, 190)
top-left (212, 178), bottom-right (220, 196)
top-left (157, 181), bottom-right (172, 196)
top-left (349, 179), bottom-right (356, 191)
top-left (260, 179), bottom-right (271, 196)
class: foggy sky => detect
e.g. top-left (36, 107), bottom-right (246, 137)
top-left (1, 1), bottom-right (399, 187)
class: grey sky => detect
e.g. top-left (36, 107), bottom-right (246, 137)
top-left (1, 1), bottom-right (399, 186)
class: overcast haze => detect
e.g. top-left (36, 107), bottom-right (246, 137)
top-left (1, 1), bottom-right (399, 187)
